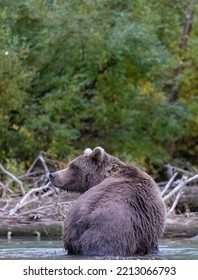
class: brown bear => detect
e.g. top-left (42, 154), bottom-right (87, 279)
top-left (49, 147), bottom-right (166, 256)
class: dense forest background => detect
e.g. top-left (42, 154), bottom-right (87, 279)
top-left (0, 0), bottom-right (198, 178)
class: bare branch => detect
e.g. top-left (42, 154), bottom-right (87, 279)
top-left (26, 152), bottom-right (49, 177)
top-left (6, 171), bottom-right (45, 185)
top-left (19, 201), bottom-right (74, 216)
top-left (26, 154), bottom-right (41, 175)
top-left (165, 163), bottom-right (193, 176)
top-left (163, 173), bottom-right (198, 203)
top-left (168, 187), bottom-right (185, 214)
top-left (185, 173), bottom-right (198, 185)
top-left (38, 153), bottom-right (50, 176)
top-left (161, 172), bottom-right (178, 197)
top-left (19, 182), bottom-right (51, 205)
top-left (9, 182), bottom-right (52, 215)
top-left (0, 181), bottom-right (14, 196)
top-left (163, 176), bottom-right (187, 202)
top-left (0, 164), bottom-right (25, 195)
top-left (0, 199), bottom-right (12, 212)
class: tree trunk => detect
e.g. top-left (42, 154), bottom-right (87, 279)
top-left (169, 0), bottom-right (195, 102)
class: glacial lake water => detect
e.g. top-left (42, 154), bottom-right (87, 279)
top-left (0, 237), bottom-right (197, 260)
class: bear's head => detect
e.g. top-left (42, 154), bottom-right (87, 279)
top-left (49, 147), bottom-right (125, 193)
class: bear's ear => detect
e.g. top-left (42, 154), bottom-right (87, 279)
top-left (91, 147), bottom-right (106, 164)
top-left (84, 148), bottom-right (92, 156)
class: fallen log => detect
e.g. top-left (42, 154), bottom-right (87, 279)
top-left (0, 217), bottom-right (63, 238)
top-left (164, 214), bottom-right (198, 238)
top-left (0, 214), bottom-right (197, 239)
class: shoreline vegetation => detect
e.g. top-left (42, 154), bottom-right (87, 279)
top-left (0, 153), bottom-right (198, 239)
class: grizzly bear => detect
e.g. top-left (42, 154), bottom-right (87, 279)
top-left (49, 147), bottom-right (166, 256)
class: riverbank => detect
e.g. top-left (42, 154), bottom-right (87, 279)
top-left (1, 187), bottom-right (198, 239)
top-left (0, 213), bottom-right (198, 239)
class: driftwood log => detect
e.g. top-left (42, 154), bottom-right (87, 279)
top-left (0, 213), bottom-right (197, 239)
top-left (0, 216), bottom-right (63, 238)
top-left (164, 214), bottom-right (198, 238)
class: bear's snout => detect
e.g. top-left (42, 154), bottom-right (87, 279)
top-left (49, 173), bottom-right (56, 181)
top-left (48, 168), bottom-right (71, 188)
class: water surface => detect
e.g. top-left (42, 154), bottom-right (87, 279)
top-left (0, 237), bottom-right (197, 260)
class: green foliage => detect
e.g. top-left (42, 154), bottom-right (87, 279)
top-left (4, 158), bottom-right (25, 177)
top-left (0, 0), bottom-right (197, 175)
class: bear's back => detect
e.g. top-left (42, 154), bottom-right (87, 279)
top-left (63, 166), bottom-right (166, 256)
